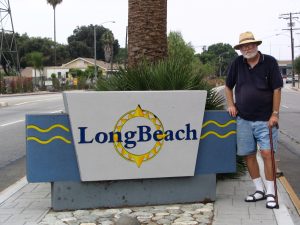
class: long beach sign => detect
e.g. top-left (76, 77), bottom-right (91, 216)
top-left (63, 91), bottom-right (207, 181)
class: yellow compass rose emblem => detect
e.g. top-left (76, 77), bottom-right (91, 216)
top-left (113, 105), bottom-right (165, 167)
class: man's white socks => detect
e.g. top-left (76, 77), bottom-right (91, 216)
top-left (254, 177), bottom-right (264, 191)
top-left (266, 180), bottom-right (275, 195)
top-left (266, 180), bottom-right (276, 207)
top-left (246, 177), bottom-right (265, 201)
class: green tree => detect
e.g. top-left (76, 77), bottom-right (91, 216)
top-left (128, 0), bottom-right (167, 67)
top-left (17, 34), bottom-right (70, 68)
top-left (295, 56), bottom-right (300, 74)
top-left (67, 25), bottom-right (120, 60)
top-left (168, 31), bottom-right (195, 66)
top-left (198, 43), bottom-right (238, 76)
top-left (51, 73), bottom-right (60, 91)
top-left (68, 41), bottom-right (91, 59)
top-left (168, 31), bottom-right (215, 79)
top-left (114, 48), bottom-right (127, 64)
top-left (26, 52), bottom-right (44, 89)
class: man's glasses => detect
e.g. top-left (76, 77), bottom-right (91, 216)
top-left (240, 43), bottom-right (256, 51)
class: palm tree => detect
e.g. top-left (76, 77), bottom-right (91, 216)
top-left (101, 30), bottom-right (114, 63)
top-left (46, 0), bottom-right (63, 67)
top-left (128, 0), bottom-right (167, 67)
top-left (26, 52), bottom-right (43, 90)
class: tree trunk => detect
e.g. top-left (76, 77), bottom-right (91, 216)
top-left (128, 0), bottom-right (167, 68)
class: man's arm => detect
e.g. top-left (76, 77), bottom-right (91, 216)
top-left (225, 85), bottom-right (238, 117)
top-left (269, 88), bottom-right (281, 127)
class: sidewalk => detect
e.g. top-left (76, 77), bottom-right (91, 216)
top-left (0, 161), bottom-right (298, 225)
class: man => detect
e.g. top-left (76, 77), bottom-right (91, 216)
top-left (225, 31), bottom-right (283, 209)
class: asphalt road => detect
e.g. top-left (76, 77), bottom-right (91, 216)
top-left (277, 85), bottom-right (300, 197)
top-left (0, 93), bottom-right (64, 191)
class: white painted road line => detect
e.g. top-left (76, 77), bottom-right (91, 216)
top-left (0, 120), bottom-right (24, 127)
top-left (14, 99), bottom-right (46, 106)
top-left (0, 110), bottom-right (63, 127)
top-left (281, 105), bottom-right (289, 109)
top-left (13, 97), bottom-right (61, 106)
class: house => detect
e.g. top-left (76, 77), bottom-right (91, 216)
top-left (20, 57), bottom-right (121, 83)
top-left (61, 57), bottom-right (119, 76)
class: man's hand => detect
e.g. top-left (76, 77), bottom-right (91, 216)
top-left (268, 115), bottom-right (279, 128)
top-left (227, 105), bottom-right (238, 117)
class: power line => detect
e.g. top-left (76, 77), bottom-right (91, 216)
top-left (279, 12), bottom-right (300, 87)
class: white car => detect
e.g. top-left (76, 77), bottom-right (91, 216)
top-left (286, 74), bottom-right (299, 83)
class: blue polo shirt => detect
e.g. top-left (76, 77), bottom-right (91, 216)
top-left (226, 52), bottom-right (283, 121)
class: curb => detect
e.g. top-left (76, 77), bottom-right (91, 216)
top-left (257, 153), bottom-right (295, 225)
top-left (291, 87), bottom-right (299, 91)
top-left (0, 177), bottom-right (27, 204)
top-left (0, 91), bottom-right (59, 98)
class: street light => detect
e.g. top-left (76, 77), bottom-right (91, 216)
top-left (94, 20), bottom-right (115, 78)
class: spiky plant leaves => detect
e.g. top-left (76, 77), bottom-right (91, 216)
top-left (97, 59), bottom-right (224, 110)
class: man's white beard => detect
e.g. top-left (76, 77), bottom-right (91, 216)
top-left (242, 50), bottom-right (258, 59)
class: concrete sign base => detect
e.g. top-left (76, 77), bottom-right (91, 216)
top-left (51, 174), bottom-right (216, 210)
top-left (26, 91), bottom-right (237, 211)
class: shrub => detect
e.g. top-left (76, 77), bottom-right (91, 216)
top-left (97, 59), bottom-right (224, 110)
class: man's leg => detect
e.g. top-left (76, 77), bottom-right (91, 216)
top-left (261, 150), bottom-right (277, 208)
top-left (255, 122), bottom-right (279, 208)
top-left (245, 153), bottom-right (260, 179)
top-left (236, 117), bottom-right (265, 202)
top-left (260, 150), bottom-right (273, 180)
top-left (244, 153), bottom-right (265, 201)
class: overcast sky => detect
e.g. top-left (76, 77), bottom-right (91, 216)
top-left (7, 0), bottom-right (300, 60)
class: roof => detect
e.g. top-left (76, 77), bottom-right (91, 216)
top-left (61, 57), bottom-right (119, 70)
top-left (277, 60), bottom-right (292, 66)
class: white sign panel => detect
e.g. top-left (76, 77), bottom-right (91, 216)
top-left (63, 91), bottom-right (207, 181)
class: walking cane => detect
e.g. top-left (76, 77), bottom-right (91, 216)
top-left (269, 126), bottom-right (279, 208)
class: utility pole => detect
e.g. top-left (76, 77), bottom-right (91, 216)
top-left (125, 26), bottom-right (128, 68)
top-left (279, 12), bottom-right (300, 87)
top-left (94, 26), bottom-right (97, 79)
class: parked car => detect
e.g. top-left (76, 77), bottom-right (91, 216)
top-left (286, 76), bottom-right (292, 83)
top-left (286, 74), bottom-right (299, 83)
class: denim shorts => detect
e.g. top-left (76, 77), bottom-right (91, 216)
top-left (236, 117), bottom-right (278, 156)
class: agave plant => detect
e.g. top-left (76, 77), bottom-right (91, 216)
top-left (97, 59), bottom-right (224, 110)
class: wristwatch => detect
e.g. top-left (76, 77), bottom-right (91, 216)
top-left (272, 111), bottom-right (279, 117)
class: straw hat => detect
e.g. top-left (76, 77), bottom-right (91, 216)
top-left (234, 31), bottom-right (262, 50)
